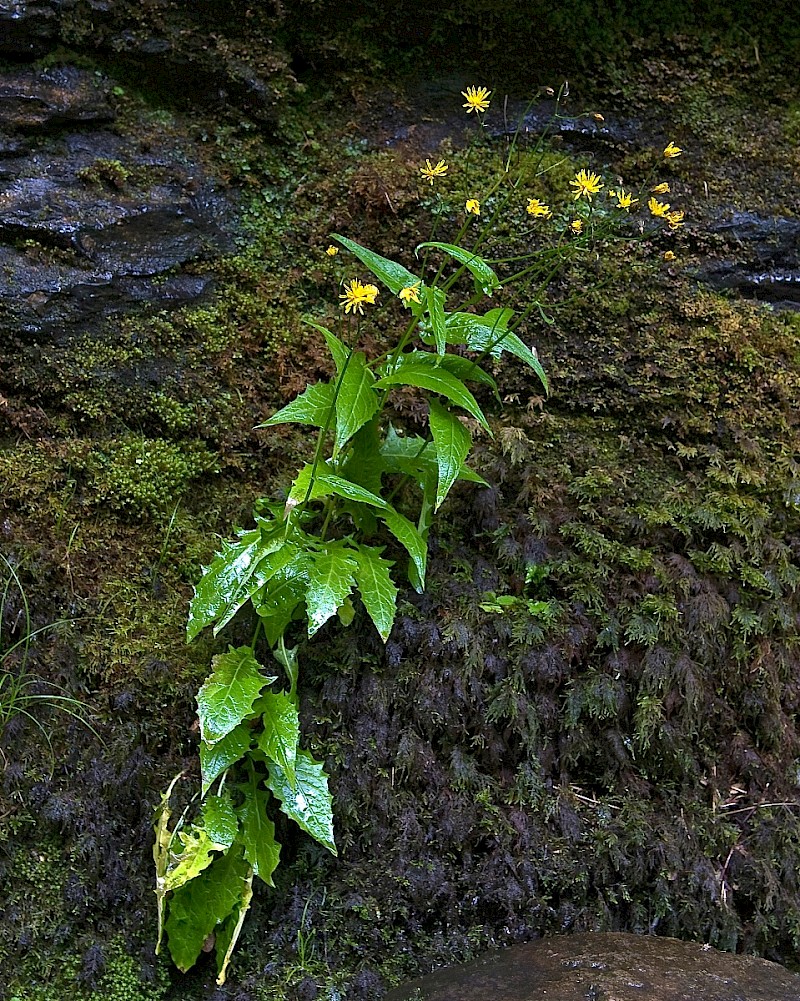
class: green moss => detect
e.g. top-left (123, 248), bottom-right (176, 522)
top-left (76, 158), bottom-right (130, 189)
top-left (68, 436), bottom-right (217, 518)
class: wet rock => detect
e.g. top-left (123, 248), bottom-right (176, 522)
top-left (0, 67), bottom-right (114, 131)
top-left (699, 212), bottom-right (800, 311)
top-left (0, 67), bottom-right (236, 344)
top-left (385, 933), bottom-right (800, 1001)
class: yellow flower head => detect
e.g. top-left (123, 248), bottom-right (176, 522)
top-left (325, 245), bottom-right (338, 257)
top-left (339, 279), bottom-right (379, 315)
top-left (570, 219), bottom-right (584, 235)
top-left (526, 197), bottom-right (552, 218)
top-left (611, 188), bottom-right (637, 210)
top-left (419, 158), bottom-right (449, 185)
top-left (462, 86), bottom-right (491, 114)
top-left (398, 282), bottom-right (422, 306)
top-left (651, 182), bottom-right (670, 194)
top-left (593, 113), bottom-right (605, 122)
top-left (664, 250), bottom-right (676, 261)
top-left (465, 198), bottom-right (481, 215)
top-left (663, 141), bottom-right (683, 158)
top-left (648, 197), bottom-right (671, 218)
top-left (570, 169), bottom-right (603, 201)
top-left (667, 209), bottom-right (685, 230)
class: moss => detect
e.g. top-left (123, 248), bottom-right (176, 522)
top-left (76, 158), bottom-right (130, 189)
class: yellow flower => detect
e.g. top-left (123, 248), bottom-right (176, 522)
top-left (526, 197), bottom-right (552, 218)
top-left (664, 250), bottom-right (676, 261)
top-left (651, 182), bottom-right (670, 194)
top-left (593, 113), bottom-right (605, 122)
top-left (570, 219), bottom-right (584, 235)
top-left (611, 188), bottom-right (637, 210)
top-left (570, 168), bottom-right (603, 200)
top-left (398, 282), bottom-right (422, 306)
top-left (462, 86), bottom-right (491, 114)
top-left (465, 198), bottom-right (481, 215)
top-left (325, 245), bottom-right (338, 256)
top-left (663, 141), bottom-right (683, 158)
top-left (339, 279), bottom-right (379, 315)
top-left (419, 158), bottom-right (449, 185)
top-left (648, 197), bottom-right (671, 218)
top-left (667, 209), bottom-right (685, 230)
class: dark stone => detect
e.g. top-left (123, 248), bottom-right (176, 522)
top-left (0, 64), bottom-right (237, 344)
top-left (0, 67), bottom-right (115, 131)
top-left (385, 933), bottom-right (800, 1001)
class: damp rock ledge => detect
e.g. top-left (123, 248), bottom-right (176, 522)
top-left (384, 932), bottom-right (800, 1001)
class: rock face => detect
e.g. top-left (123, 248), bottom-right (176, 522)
top-left (0, 65), bottom-right (236, 344)
top-left (385, 933), bottom-right (800, 1001)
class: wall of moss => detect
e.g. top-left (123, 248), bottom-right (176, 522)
top-left (2, 17), bottom-right (800, 1001)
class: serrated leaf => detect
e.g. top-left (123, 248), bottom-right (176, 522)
top-left (335, 351), bottom-right (380, 451)
top-left (256, 559), bottom-right (310, 647)
top-left (425, 285), bottom-right (447, 355)
top-left (165, 849), bottom-right (249, 973)
top-left (306, 547), bottom-right (358, 636)
top-left (429, 400), bottom-right (472, 510)
top-left (212, 540), bottom-right (306, 638)
top-left (342, 420), bottom-right (384, 495)
top-left (376, 361), bottom-right (491, 433)
top-left (237, 783), bottom-right (282, 884)
top-left (187, 522), bottom-right (283, 643)
top-left (379, 426), bottom-right (486, 487)
top-left (202, 794), bottom-right (239, 849)
top-left (163, 827), bottom-right (219, 892)
top-left (333, 234), bottom-right (419, 293)
top-left (267, 749), bottom-right (337, 855)
top-left (256, 381), bottom-right (336, 430)
top-left (416, 241), bottom-right (501, 295)
top-left (316, 471), bottom-right (388, 509)
top-left (379, 507), bottom-right (427, 591)
top-left (200, 724), bottom-right (252, 796)
top-left (493, 330), bottom-right (549, 392)
top-left (352, 545), bottom-right (398, 641)
top-left (215, 869), bottom-right (253, 986)
top-left (255, 690), bottom-right (299, 784)
top-left (197, 647), bottom-right (275, 745)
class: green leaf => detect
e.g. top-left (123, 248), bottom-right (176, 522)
top-left (376, 360), bottom-right (491, 433)
top-left (352, 545), bottom-right (398, 641)
top-left (255, 690), bottom-right (300, 784)
top-left (316, 471), bottom-right (388, 509)
top-left (256, 381), bottom-right (335, 430)
top-left (200, 724), bottom-right (252, 796)
top-left (333, 234), bottom-right (419, 293)
top-left (256, 559), bottom-right (310, 647)
top-left (165, 848), bottom-right (249, 973)
top-left (266, 749), bottom-right (337, 855)
top-left (197, 647), bottom-right (275, 745)
top-left (379, 426), bottom-right (486, 487)
top-left (212, 540), bottom-right (306, 638)
top-left (306, 320), bottom-right (349, 373)
top-left (187, 522), bottom-right (283, 643)
top-left (237, 784), bottom-right (282, 884)
top-left (425, 285), bottom-right (447, 355)
top-left (446, 311), bottom-right (548, 392)
top-left (202, 794), bottom-right (239, 849)
top-left (342, 420), bottom-right (384, 495)
top-left (306, 546), bottom-right (358, 636)
top-left (379, 507), bottom-right (427, 591)
top-left (429, 400), bottom-right (472, 510)
top-left (335, 352), bottom-right (380, 451)
top-left (410, 349), bottom-right (497, 391)
top-left (416, 241), bottom-right (501, 295)
top-left (163, 827), bottom-right (219, 892)
top-left (214, 869), bottom-right (253, 986)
